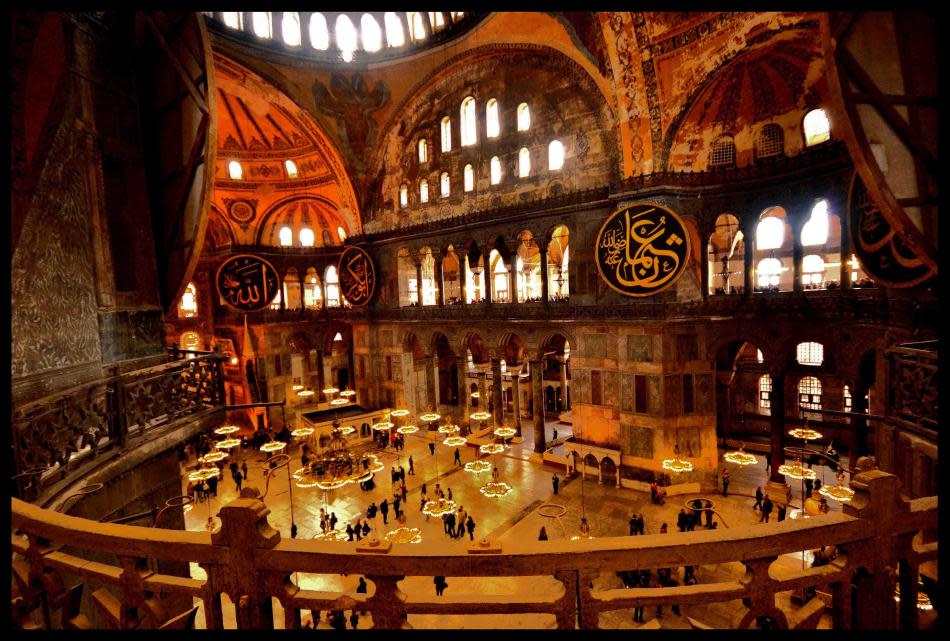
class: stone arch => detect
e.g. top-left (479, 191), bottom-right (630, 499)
top-left (254, 194), bottom-right (350, 247)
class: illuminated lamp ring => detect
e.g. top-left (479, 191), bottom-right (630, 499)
top-left (723, 451), bottom-right (758, 466)
top-left (313, 529), bottom-right (348, 541)
top-left (260, 441), bottom-right (287, 453)
top-left (297, 389), bottom-right (315, 397)
top-left (372, 422), bottom-right (394, 431)
top-left (339, 390), bottom-right (356, 397)
top-left (215, 438), bottom-right (241, 450)
top-left (464, 460), bottom-right (492, 474)
top-left (422, 498), bottom-right (458, 517)
top-left (493, 427), bottom-right (516, 438)
top-left (480, 481), bottom-right (513, 498)
top-left (385, 527), bottom-right (422, 544)
top-left (480, 444), bottom-right (505, 455)
top-left (214, 425), bottom-right (240, 436)
top-left (420, 413), bottom-right (441, 422)
top-left (443, 436), bottom-right (467, 447)
top-left (438, 424), bottom-right (460, 434)
top-left (788, 428), bottom-right (823, 441)
top-left (470, 412), bottom-right (491, 421)
top-left (818, 483), bottom-right (855, 502)
top-left (470, 392), bottom-right (481, 399)
top-left (329, 398), bottom-right (350, 406)
top-left (291, 427), bottom-right (315, 438)
top-left (336, 425), bottom-right (356, 435)
top-left (390, 409), bottom-right (410, 417)
top-left (894, 580), bottom-right (933, 611)
top-left (397, 425), bottom-right (419, 435)
top-left (322, 387), bottom-right (340, 395)
top-left (200, 451), bottom-right (227, 464)
top-left (661, 458), bottom-right (693, 473)
top-left (316, 479), bottom-right (350, 491)
top-left (778, 463), bottom-right (818, 480)
top-left (292, 384), bottom-right (304, 391)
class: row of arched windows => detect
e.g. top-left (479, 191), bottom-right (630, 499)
top-left (401, 140), bottom-right (564, 207)
top-left (422, 100), bottom-right (531, 160)
top-left (212, 12), bottom-right (463, 62)
top-left (709, 108), bottom-right (832, 169)
top-left (226, 159), bottom-right (301, 181)
top-left (757, 375), bottom-right (869, 413)
top-left (271, 265), bottom-right (347, 309)
top-left (277, 225), bottom-right (348, 248)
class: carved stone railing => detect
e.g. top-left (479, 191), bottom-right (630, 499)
top-left (886, 341), bottom-right (938, 437)
top-left (11, 469), bottom-right (937, 630)
top-left (12, 353), bottom-right (226, 501)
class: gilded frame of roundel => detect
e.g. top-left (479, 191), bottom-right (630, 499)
top-left (215, 253), bottom-right (281, 312)
top-left (593, 201), bottom-right (692, 298)
top-left (337, 246), bottom-right (377, 307)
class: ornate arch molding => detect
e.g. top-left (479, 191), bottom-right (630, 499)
top-left (657, 21), bottom-right (820, 172)
top-left (254, 194), bottom-right (350, 246)
top-left (368, 43), bottom-right (619, 180)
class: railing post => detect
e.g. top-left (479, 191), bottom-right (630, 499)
top-left (552, 570), bottom-right (578, 629)
top-left (576, 568), bottom-right (599, 629)
top-left (113, 376), bottom-right (129, 449)
top-left (735, 556), bottom-right (786, 628)
top-left (364, 574), bottom-right (407, 629)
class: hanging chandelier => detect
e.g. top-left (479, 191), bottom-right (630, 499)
top-left (385, 527), bottom-right (422, 544)
top-left (470, 391), bottom-right (480, 399)
top-left (390, 409), bottom-right (410, 417)
top-left (329, 398), bottom-right (350, 406)
top-left (372, 421), bottom-right (394, 431)
top-left (894, 579), bottom-right (933, 611)
top-left (339, 389), bottom-right (356, 397)
top-left (723, 450), bottom-right (758, 466)
top-left (200, 451), bottom-right (227, 464)
top-left (470, 411), bottom-right (491, 422)
top-left (818, 483), bottom-right (855, 502)
top-left (464, 460), bottom-right (492, 474)
top-left (662, 458), bottom-right (693, 473)
top-left (215, 437), bottom-right (241, 450)
top-left (187, 467), bottom-right (220, 482)
top-left (323, 387), bottom-right (340, 395)
top-left (779, 463), bottom-right (818, 480)
top-left (291, 427), bottom-right (315, 438)
top-left (493, 427), bottom-right (516, 438)
top-left (313, 529), bottom-right (348, 542)
top-left (397, 424), bottom-right (419, 434)
top-left (788, 428), bottom-right (823, 441)
top-left (438, 424), bottom-right (460, 434)
top-left (292, 384), bottom-right (304, 391)
top-left (297, 389), bottom-right (315, 397)
top-left (480, 443), bottom-right (505, 455)
top-left (335, 425), bottom-right (356, 436)
top-left (420, 412), bottom-right (441, 422)
top-left (443, 436), bottom-right (466, 447)
top-left (214, 425), bottom-right (240, 436)
top-left (480, 481), bottom-right (512, 498)
top-left (422, 498), bottom-right (457, 517)
top-left (260, 441), bottom-right (287, 453)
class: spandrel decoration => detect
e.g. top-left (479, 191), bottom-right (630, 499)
top-left (338, 246), bottom-right (377, 307)
top-left (595, 202), bottom-right (691, 297)
top-left (215, 254), bottom-right (281, 312)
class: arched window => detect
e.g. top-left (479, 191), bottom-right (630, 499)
top-left (463, 164), bottom-right (474, 192)
top-left (519, 147), bottom-right (531, 177)
top-left (440, 117), bottom-right (452, 152)
top-left (309, 13), bottom-right (329, 50)
top-left (322, 230), bottom-right (333, 246)
top-left (796, 342), bottom-right (824, 366)
top-left (337, 226), bottom-right (347, 243)
top-left (251, 12), bottom-right (272, 39)
top-left (284, 159), bottom-right (298, 178)
top-left (428, 12), bottom-right (445, 31)
top-left (548, 140), bottom-right (565, 171)
top-left (460, 96), bottom-right (477, 147)
top-left (490, 156), bottom-right (502, 185)
top-left (361, 14), bottom-right (382, 52)
top-left (756, 257), bottom-right (783, 288)
top-left (279, 226), bottom-right (293, 247)
top-left (336, 14), bottom-right (358, 62)
top-left (803, 109), bottom-right (831, 146)
top-left (801, 200), bottom-right (829, 246)
top-left (420, 249), bottom-right (437, 305)
top-left (399, 184), bottom-right (408, 208)
top-left (281, 12), bottom-right (301, 46)
top-left (179, 282), bottom-right (197, 318)
top-left (384, 12), bottom-right (405, 47)
top-left (270, 288), bottom-right (282, 310)
top-left (407, 12), bottom-right (426, 41)
top-left (756, 123), bottom-right (784, 159)
top-left (325, 265), bottom-right (341, 307)
top-left (486, 98), bottom-right (500, 138)
top-left (707, 213), bottom-right (744, 295)
top-left (802, 254), bottom-right (826, 288)
top-left (710, 134), bottom-right (736, 168)
top-left (420, 179), bottom-right (429, 203)
top-left (299, 227), bottom-right (315, 247)
top-left (180, 331), bottom-right (201, 352)
top-left (756, 349), bottom-right (764, 363)
top-left (440, 172), bottom-right (450, 197)
top-left (227, 160), bottom-right (243, 180)
top-left (490, 249), bottom-right (509, 303)
top-left (798, 376), bottom-right (822, 410)
top-left (755, 216), bottom-right (785, 250)
top-left (758, 374), bottom-right (772, 410)
top-left (222, 12), bottom-right (242, 30)
top-left (418, 138), bottom-right (428, 163)
top-left (304, 268), bottom-right (322, 309)
top-left (844, 384), bottom-right (852, 412)
top-left (517, 103), bottom-right (530, 131)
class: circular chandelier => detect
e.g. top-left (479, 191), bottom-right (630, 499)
top-left (339, 389), bottom-right (356, 397)
top-left (493, 427), bottom-right (516, 438)
top-left (779, 463), bottom-right (818, 480)
top-left (470, 392), bottom-right (480, 399)
top-left (397, 424), bottom-right (418, 434)
top-left (214, 425), bottom-right (239, 436)
top-left (292, 384), bottom-right (304, 391)
top-left (480, 443), bottom-right (505, 455)
top-left (215, 438), bottom-right (241, 450)
top-left (422, 498), bottom-right (457, 517)
top-left (788, 428), bottom-right (823, 441)
top-left (470, 411), bottom-right (491, 422)
top-left (323, 387), bottom-right (340, 395)
top-left (662, 458), bottom-right (693, 473)
top-left (894, 579), bottom-right (933, 611)
top-left (724, 450), bottom-right (758, 466)
top-left (443, 436), bottom-right (467, 447)
top-left (187, 467), bottom-right (220, 482)
top-left (420, 413), bottom-right (441, 422)
top-left (329, 398), bottom-right (350, 406)
top-left (313, 529), bottom-right (348, 542)
top-left (335, 425), bottom-right (356, 436)
top-left (297, 389), bottom-right (315, 397)
top-left (372, 421), bottom-right (394, 431)
top-left (385, 527), bottom-right (422, 544)
top-left (260, 441), bottom-right (287, 453)
top-left (438, 424), bottom-right (459, 434)
top-left (199, 451), bottom-right (227, 464)
top-left (390, 409), bottom-right (410, 417)
top-left (464, 460), bottom-right (492, 474)
top-left (480, 481), bottom-right (512, 498)
top-left (818, 483), bottom-right (855, 502)
top-left (291, 427), bottom-right (315, 438)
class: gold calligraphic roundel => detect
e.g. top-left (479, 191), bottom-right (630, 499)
top-left (338, 246), bottom-right (376, 307)
top-left (594, 202), bottom-right (691, 297)
top-left (215, 254), bottom-right (281, 312)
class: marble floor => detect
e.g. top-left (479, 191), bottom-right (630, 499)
top-left (181, 429), bottom-right (848, 629)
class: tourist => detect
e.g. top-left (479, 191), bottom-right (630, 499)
top-left (400, 482), bottom-right (408, 504)
top-left (242, 460), bottom-right (248, 481)
top-left (447, 487), bottom-right (453, 501)
top-left (650, 480), bottom-right (659, 504)
top-left (345, 524), bottom-right (354, 541)
top-left (580, 517), bottom-right (590, 537)
top-left (659, 522), bottom-right (668, 534)
top-left (391, 466), bottom-right (398, 485)
top-left (553, 427), bottom-right (558, 441)
top-left (445, 511), bottom-right (456, 536)
top-left (356, 577), bottom-right (367, 595)
top-left (818, 497), bottom-right (830, 514)
top-left (637, 514), bottom-right (645, 535)
top-left (777, 503), bottom-right (787, 522)
top-left (804, 477), bottom-right (814, 498)
top-left (434, 576), bottom-right (448, 596)
top-left (199, 480), bottom-right (209, 502)
top-left (454, 448), bottom-right (462, 466)
top-left (349, 611), bottom-right (359, 629)
top-left (380, 498), bottom-right (390, 524)
top-left (677, 509), bottom-right (688, 532)
top-left (398, 465), bottom-right (406, 482)
top-left (408, 456), bottom-right (415, 475)
top-left (393, 496), bottom-right (401, 520)
top-left (493, 466), bottom-right (500, 482)
top-left (361, 520), bottom-right (370, 538)
top-left (684, 566), bottom-right (697, 586)
top-left (629, 514), bottom-right (637, 536)
top-left (753, 486), bottom-right (763, 511)
top-left (721, 468), bottom-right (730, 496)
top-left (421, 482), bottom-right (427, 497)
top-left (760, 496), bottom-right (773, 523)
top-left (232, 467), bottom-right (242, 492)
top-left (329, 512), bottom-right (338, 530)
top-left (704, 507), bottom-right (714, 528)
top-left (466, 515), bottom-right (476, 540)
top-left (429, 442), bottom-right (436, 455)
top-left (632, 571), bottom-right (645, 623)
top-left (539, 527), bottom-right (548, 541)
top-left (208, 473), bottom-right (218, 496)
top-left (552, 474), bottom-right (560, 495)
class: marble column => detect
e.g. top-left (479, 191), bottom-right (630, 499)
top-left (511, 370), bottom-right (523, 433)
top-left (457, 364), bottom-right (470, 434)
top-left (508, 252), bottom-right (519, 303)
top-left (491, 357), bottom-right (504, 427)
top-left (539, 246), bottom-right (550, 303)
top-left (415, 261), bottom-right (424, 305)
top-left (559, 358), bottom-right (569, 412)
top-left (459, 252), bottom-right (468, 305)
top-left (530, 359), bottom-right (546, 454)
top-left (427, 355), bottom-right (439, 408)
top-left (483, 248), bottom-right (493, 306)
top-left (435, 257), bottom-right (445, 305)
top-left (768, 372), bottom-right (786, 483)
top-left (792, 216), bottom-right (804, 293)
top-left (742, 217), bottom-right (755, 298)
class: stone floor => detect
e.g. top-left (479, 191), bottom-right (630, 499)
top-left (181, 429), bottom-right (850, 629)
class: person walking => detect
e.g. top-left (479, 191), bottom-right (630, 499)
top-left (393, 496), bottom-right (402, 521)
top-left (361, 520), bottom-right (370, 538)
top-left (398, 465), bottom-right (406, 483)
top-left (760, 496), bottom-right (773, 523)
top-left (400, 482), bottom-right (408, 504)
top-left (408, 456), bottom-right (415, 475)
top-left (349, 611), bottom-right (359, 629)
top-left (434, 576), bottom-right (448, 596)
top-left (676, 509), bottom-right (688, 533)
top-left (345, 523), bottom-right (354, 541)
top-left (421, 482), bottom-right (427, 497)
top-left (632, 571), bottom-right (646, 623)
top-left (721, 468), bottom-right (731, 496)
top-left (367, 502), bottom-right (377, 521)
top-left (552, 474), bottom-right (560, 495)
top-left (466, 515), bottom-right (475, 541)
top-left (429, 442), bottom-right (436, 455)
top-left (659, 522), bottom-right (668, 534)
top-left (629, 514), bottom-right (637, 536)
top-left (356, 577), bottom-right (367, 594)
top-left (233, 468), bottom-right (243, 492)
top-left (637, 514), bottom-right (645, 535)
top-left (753, 486), bottom-right (763, 511)
top-left (329, 512), bottom-right (338, 530)
top-left (380, 499), bottom-right (390, 524)
top-left (777, 503), bottom-right (787, 522)
top-left (456, 508), bottom-right (467, 538)
top-left (208, 474), bottom-right (218, 497)
top-left (539, 527), bottom-right (548, 541)
top-left (453, 448), bottom-right (462, 466)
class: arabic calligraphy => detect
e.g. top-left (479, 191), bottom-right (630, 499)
top-left (338, 246), bottom-right (376, 307)
top-left (595, 203), bottom-right (691, 297)
top-left (849, 173), bottom-right (934, 288)
top-left (215, 254), bottom-right (281, 312)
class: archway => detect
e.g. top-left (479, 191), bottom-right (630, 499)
top-left (708, 214), bottom-right (744, 295)
top-left (714, 338), bottom-right (767, 443)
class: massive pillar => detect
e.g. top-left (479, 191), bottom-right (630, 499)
top-left (435, 257), bottom-right (445, 306)
top-left (483, 248), bottom-right (493, 306)
top-left (491, 357), bottom-right (504, 427)
top-left (792, 215), bottom-right (804, 293)
top-left (426, 354), bottom-right (439, 408)
top-left (478, 371), bottom-right (488, 408)
top-left (559, 357), bottom-right (569, 412)
top-left (768, 372), bottom-right (787, 484)
top-left (508, 253), bottom-right (519, 303)
top-left (851, 385), bottom-right (869, 457)
top-left (512, 370), bottom-right (522, 433)
top-left (457, 365), bottom-right (470, 434)
top-left (742, 217), bottom-right (755, 298)
top-left (415, 261), bottom-right (424, 305)
top-left (539, 246), bottom-right (550, 303)
top-left (530, 359), bottom-right (546, 454)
